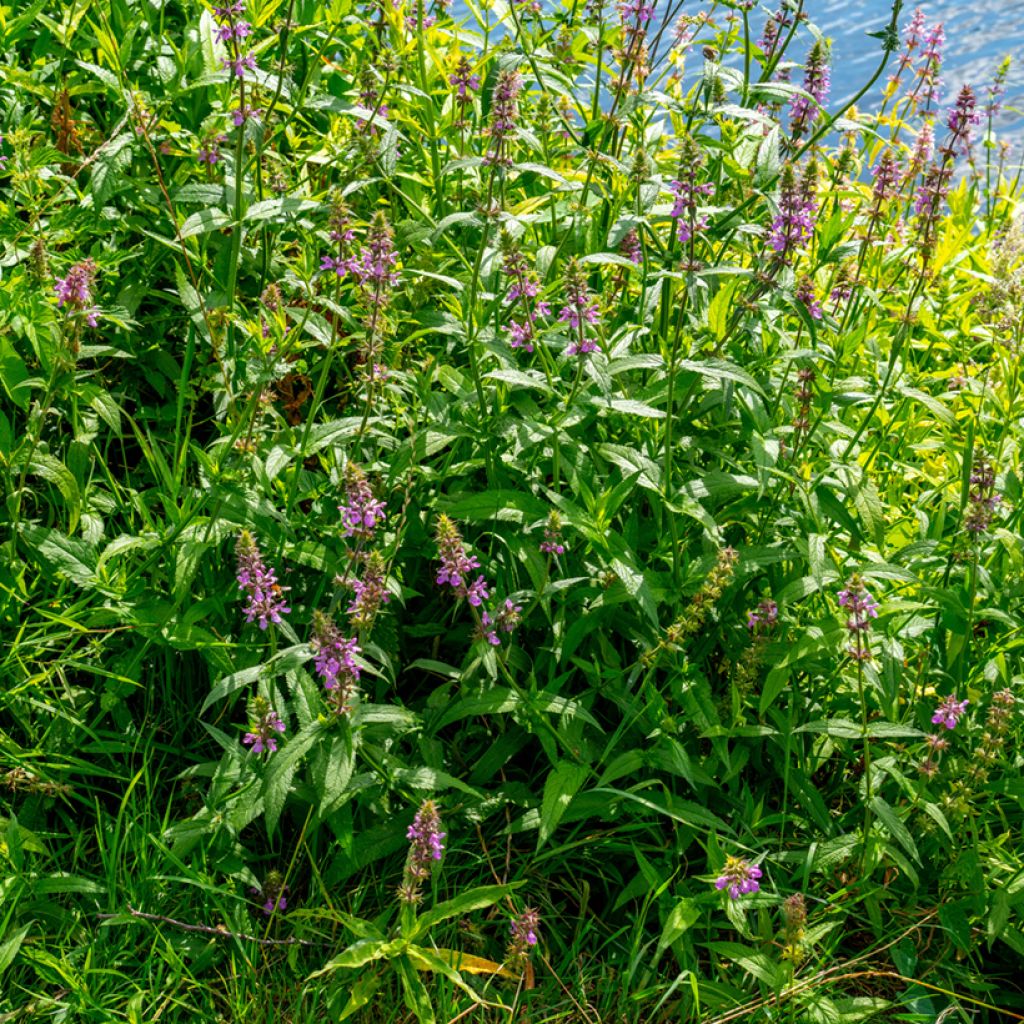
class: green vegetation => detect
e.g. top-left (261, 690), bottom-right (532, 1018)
top-left (2, 0), bottom-right (1024, 1020)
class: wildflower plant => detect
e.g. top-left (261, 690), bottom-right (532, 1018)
top-left (5, 0), bottom-right (1024, 1019)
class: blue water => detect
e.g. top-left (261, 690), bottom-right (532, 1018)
top-left (671, 1), bottom-right (1023, 150)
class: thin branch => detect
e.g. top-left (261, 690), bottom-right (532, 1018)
top-left (97, 904), bottom-right (327, 948)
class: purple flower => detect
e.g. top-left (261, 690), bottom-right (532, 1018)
top-left (790, 40), bottom-right (831, 139)
top-left (507, 907), bottom-right (540, 966)
top-left (965, 451), bottom-right (1001, 534)
top-left (917, 22), bottom-right (944, 103)
top-left (479, 610), bottom-right (501, 646)
top-left (310, 610), bottom-right (360, 714)
top-left (339, 463), bottom-right (387, 541)
top-left (235, 530), bottom-right (291, 630)
top-left (448, 57), bottom-right (481, 103)
top-left (405, 799), bottom-right (446, 883)
top-left (746, 598), bottom-right (778, 633)
top-left (435, 515), bottom-right (484, 598)
top-left (353, 213), bottom-right (400, 291)
top-left (501, 239), bottom-right (548, 354)
top-left (986, 56), bottom-right (1011, 117)
top-left (559, 259), bottom-right (600, 356)
top-left (54, 259), bottom-right (100, 326)
top-left (837, 574), bottom-right (877, 661)
top-left (346, 551), bottom-right (390, 629)
top-left (932, 695), bottom-right (968, 730)
top-left (263, 895), bottom-right (287, 914)
top-left (715, 856), bottom-right (762, 900)
top-left (796, 276), bottom-right (822, 320)
top-left (243, 704), bottom-right (286, 755)
top-left (871, 149), bottom-right (903, 203)
top-left (496, 597), bottom-right (522, 633)
top-left (221, 53), bottom-right (256, 79)
top-left (232, 104), bottom-right (260, 126)
top-left (466, 575), bottom-right (490, 607)
top-left (945, 84), bottom-right (981, 155)
top-left (768, 163), bottom-right (817, 261)
top-left (540, 510), bottom-right (566, 555)
top-left (619, 229), bottom-right (642, 265)
top-left (483, 70), bottom-right (522, 168)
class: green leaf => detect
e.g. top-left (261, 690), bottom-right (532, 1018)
top-left (0, 336), bottom-right (30, 409)
top-left (0, 925), bottom-right (30, 977)
top-left (538, 761), bottom-right (589, 849)
top-left (26, 455), bottom-right (82, 532)
top-left (869, 796), bottom-right (920, 865)
top-left (396, 954), bottom-right (436, 1024)
top-left (263, 724), bottom-right (321, 833)
top-left (309, 938), bottom-right (388, 977)
top-left (179, 207), bottom-right (232, 239)
top-left (412, 883), bottom-right (519, 939)
top-left (22, 527), bottom-right (97, 587)
top-left (657, 897), bottom-right (699, 957)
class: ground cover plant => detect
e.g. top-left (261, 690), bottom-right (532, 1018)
top-left (2, 0), bottom-right (1024, 1019)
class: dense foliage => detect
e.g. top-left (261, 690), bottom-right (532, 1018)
top-left (2, 0), bottom-right (1024, 1020)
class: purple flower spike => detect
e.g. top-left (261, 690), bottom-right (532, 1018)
top-left (435, 515), bottom-right (487, 601)
top-left (714, 856), bottom-right (763, 900)
top-left (406, 800), bottom-right (445, 877)
top-left (507, 907), bottom-right (541, 967)
top-left (54, 259), bottom-right (100, 327)
top-left (263, 895), bottom-right (287, 915)
top-left (768, 163), bottom-right (817, 261)
top-left (339, 463), bottom-right (387, 541)
top-left (243, 703), bottom-right (286, 755)
top-left (235, 531), bottom-right (291, 630)
top-left (932, 695), bottom-right (969, 730)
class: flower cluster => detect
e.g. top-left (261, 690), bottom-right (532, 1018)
top-left (236, 530), bottom-right (291, 630)
top-left (795, 276), bottom-right (821, 320)
top-left (757, 5), bottom-right (793, 61)
top-left (732, 597), bottom-right (779, 712)
top-left (932, 694), bottom-right (969, 731)
top-left (339, 463), bottom-right (387, 542)
top-left (435, 515), bottom-right (484, 600)
top-left (311, 611), bottom-right (360, 714)
top-left (648, 547), bottom-right (738, 662)
top-left (347, 550), bottom-right (391, 629)
top-left (435, 515), bottom-right (522, 646)
top-left (507, 907), bottom-right (540, 968)
top-left (399, 799), bottom-right (446, 903)
top-left (243, 697), bottom-right (286, 755)
top-left (790, 40), bottom-right (831, 139)
top-left (945, 83), bottom-right (982, 156)
top-left (715, 855), bottom-right (762, 900)
top-left (964, 451), bottom-right (1001, 535)
top-left (746, 598), bottom-right (779, 634)
top-left (768, 162), bottom-right (817, 261)
top-left (252, 872), bottom-right (288, 915)
top-left (871, 149), bottom-right (903, 207)
top-left (780, 893), bottom-right (807, 961)
top-left (479, 598), bottom-right (523, 646)
top-left (54, 259), bottom-right (99, 328)
top-left (559, 258), bottom-right (600, 356)
top-left (215, 2), bottom-right (257, 81)
top-left (916, 20), bottom-right (944, 104)
top-left (449, 56), bottom-right (480, 128)
top-left (501, 236), bottom-right (550, 353)
top-left (540, 509), bottom-right (566, 555)
top-left (967, 689), bottom-right (1016, 785)
top-left (790, 366), bottom-right (816, 450)
top-left (837, 574), bottom-right (878, 662)
top-left (483, 70), bottom-right (522, 168)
